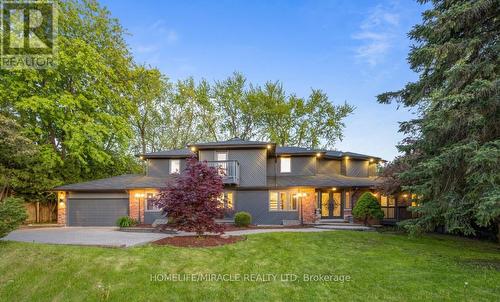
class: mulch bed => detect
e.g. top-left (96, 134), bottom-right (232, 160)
top-left (153, 235), bottom-right (245, 247)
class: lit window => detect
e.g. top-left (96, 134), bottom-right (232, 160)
top-left (145, 193), bottom-right (160, 211)
top-left (381, 195), bottom-right (388, 206)
top-left (345, 191), bottom-right (351, 209)
top-left (269, 191), bottom-right (297, 211)
top-left (170, 159), bottom-right (180, 174)
top-left (269, 192), bottom-right (278, 210)
top-left (280, 157), bottom-right (291, 173)
top-left (218, 192), bottom-right (234, 210)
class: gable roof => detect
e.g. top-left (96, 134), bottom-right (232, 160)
top-left (142, 148), bottom-right (194, 159)
top-left (138, 138), bottom-right (383, 161)
top-left (267, 175), bottom-right (381, 188)
top-left (275, 146), bottom-right (325, 156)
top-left (188, 137), bottom-right (272, 149)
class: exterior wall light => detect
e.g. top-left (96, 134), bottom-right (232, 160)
top-left (332, 187), bottom-right (337, 191)
top-left (369, 158), bottom-right (374, 162)
top-left (316, 152), bottom-right (321, 157)
top-left (344, 156), bottom-right (349, 160)
top-left (190, 146), bottom-right (196, 152)
top-left (267, 144), bottom-right (272, 149)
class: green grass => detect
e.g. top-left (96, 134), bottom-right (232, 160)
top-left (0, 231), bottom-right (499, 301)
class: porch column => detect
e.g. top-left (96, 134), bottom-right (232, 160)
top-left (300, 188), bottom-right (317, 224)
top-left (128, 190), bottom-right (145, 223)
top-left (57, 191), bottom-right (67, 225)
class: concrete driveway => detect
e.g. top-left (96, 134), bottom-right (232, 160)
top-left (2, 227), bottom-right (169, 247)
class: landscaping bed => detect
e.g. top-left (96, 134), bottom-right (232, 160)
top-left (152, 235), bottom-right (245, 247)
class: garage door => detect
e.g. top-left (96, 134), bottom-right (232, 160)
top-left (67, 198), bottom-right (129, 226)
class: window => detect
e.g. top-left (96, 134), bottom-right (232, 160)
top-left (380, 195), bottom-right (395, 219)
top-left (170, 159), bottom-right (180, 174)
top-left (145, 193), bottom-right (160, 211)
top-left (345, 191), bottom-right (351, 209)
top-left (216, 151), bottom-right (228, 161)
top-left (216, 151), bottom-right (228, 175)
top-left (269, 191), bottom-right (297, 211)
top-left (280, 157), bottom-right (291, 173)
top-left (218, 191), bottom-right (234, 209)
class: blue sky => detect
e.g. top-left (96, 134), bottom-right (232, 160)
top-left (100, 0), bottom-right (426, 160)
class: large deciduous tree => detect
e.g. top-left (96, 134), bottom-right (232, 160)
top-left (0, 0), bottom-right (140, 190)
top-left (154, 157), bottom-right (225, 235)
top-left (377, 0), bottom-right (500, 238)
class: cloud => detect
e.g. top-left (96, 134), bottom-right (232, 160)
top-left (353, 5), bottom-right (400, 67)
top-left (148, 19), bottom-right (179, 44)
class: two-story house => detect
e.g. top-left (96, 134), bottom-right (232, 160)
top-left (54, 138), bottom-right (401, 226)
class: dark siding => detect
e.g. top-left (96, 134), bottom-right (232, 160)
top-left (199, 150), bottom-right (214, 161)
top-left (67, 198), bottom-right (129, 226)
top-left (317, 159), bottom-right (341, 175)
top-left (144, 211), bottom-right (165, 224)
top-left (267, 158), bottom-right (277, 176)
top-left (346, 160), bottom-right (369, 177)
top-left (368, 163), bottom-right (377, 177)
top-left (274, 156), bottom-right (316, 176)
top-left (147, 159), bottom-right (185, 177)
top-left (229, 149), bottom-right (267, 187)
top-left (235, 191), bottom-right (299, 225)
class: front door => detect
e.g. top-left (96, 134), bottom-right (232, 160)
top-left (319, 190), bottom-right (342, 219)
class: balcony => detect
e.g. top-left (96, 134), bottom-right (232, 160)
top-left (206, 160), bottom-right (240, 185)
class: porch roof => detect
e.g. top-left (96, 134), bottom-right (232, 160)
top-left (53, 174), bottom-right (171, 192)
top-left (267, 174), bottom-right (382, 188)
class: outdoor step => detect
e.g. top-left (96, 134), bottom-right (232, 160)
top-left (314, 222), bottom-right (364, 227)
top-left (313, 225), bottom-right (374, 231)
top-left (317, 219), bottom-right (347, 223)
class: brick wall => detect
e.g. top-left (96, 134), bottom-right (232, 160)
top-left (57, 192), bottom-right (66, 225)
top-left (128, 189), bottom-right (159, 224)
top-left (301, 188), bottom-right (317, 224)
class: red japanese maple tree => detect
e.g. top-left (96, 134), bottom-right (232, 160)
top-left (154, 156), bottom-right (225, 235)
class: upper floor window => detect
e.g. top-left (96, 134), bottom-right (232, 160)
top-left (216, 151), bottom-right (228, 174)
top-left (170, 159), bottom-right (180, 174)
top-left (216, 151), bottom-right (228, 161)
top-left (280, 157), bottom-right (291, 173)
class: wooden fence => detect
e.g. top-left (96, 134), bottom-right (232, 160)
top-left (25, 202), bottom-right (57, 223)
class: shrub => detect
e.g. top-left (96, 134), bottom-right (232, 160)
top-left (0, 197), bottom-right (28, 238)
top-left (116, 216), bottom-right (137, 227)
top-left (155, 156), bottom-right (225, 235)
top-left (234, 211), bottom-right (252, 227)
top-left (352, 192), bottom-right (384, 226)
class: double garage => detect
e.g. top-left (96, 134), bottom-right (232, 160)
top-left (67, 192), bottom-right (129, 226)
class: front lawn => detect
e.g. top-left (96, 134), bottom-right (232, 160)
top-left (0, 231), bottom-right (499, 301)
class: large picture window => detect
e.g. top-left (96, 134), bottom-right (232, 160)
top-left (269, 191), bottom-right (297, 211)
top-left (280, 157), bottom-right (291, 173)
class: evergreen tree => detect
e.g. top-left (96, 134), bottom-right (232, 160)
top-left (378, 0), bottom-right (500, 237)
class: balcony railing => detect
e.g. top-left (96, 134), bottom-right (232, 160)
top-left (206, 160), bottom-right (240, 185)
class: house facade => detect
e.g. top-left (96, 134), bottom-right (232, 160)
top-left (55, 138), bottom-right (407, 226)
